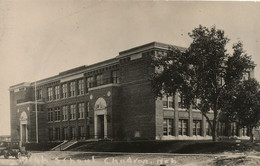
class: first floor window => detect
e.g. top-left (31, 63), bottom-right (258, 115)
top-left (71, 127), bottom-right (75, 139)
top-left (206, 121), bottom-right (212, 136)
top-left (48, 128), bottom-right (53, 141)
top-left (218, 122), bottom-right (226, 136)
top-left (242, 127), bottom-right (249, 136)
top-left (163, 118), bottom-right (174, 136)
top-left (179, 119), bottom-right (188, 136)
top-left (55, 128), bottom-right (60, 140)
top-left (193, 120), bottom-right (202, 136)
top-left (79, 126), bottom-right (85, 138)
top-left (63, 127), bottom-right (68, 140)
top-left (231, 122), bottom-right (238, 136)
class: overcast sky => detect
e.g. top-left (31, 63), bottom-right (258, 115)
top-left (0, 1), bottom-right (260, 135)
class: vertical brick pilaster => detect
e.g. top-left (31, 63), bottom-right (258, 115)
top-left (189, 106), bottom-right (193, 137)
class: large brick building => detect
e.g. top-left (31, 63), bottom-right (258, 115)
top-left (9, 42), bottom-right (252, 143)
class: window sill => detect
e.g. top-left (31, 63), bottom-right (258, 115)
top-left (78, 118), bottom-right (85, 120)
top-left (163, 108), bottom-right (175, 111)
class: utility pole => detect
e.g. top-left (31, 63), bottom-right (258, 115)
top-left (35, 81), bottom-right (38, 143)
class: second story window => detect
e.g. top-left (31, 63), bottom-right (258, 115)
top-left (96, 74), bottom-right (103, 86)
top-left (178, 93), bottom-right (185, 109)
top-left (36, 89), bottom-right (42, 100)
top-left (78, 79), bottom-right (84, 95)
top-left (62, 106), bottom-right (68, 121)
top-left (79, 103), bottom-right (85, 119)
top-left (163, 95), bottom-right (174, 108)
top-left (70, 81), bottom-right (76, 97)
top-left (54, 86), bottom-right (60, 100)
top-left (112, 70), bottom-right (120, 83)
top-left (55, 107), bottom-right (61, 121)
top-left (47, 87), bottom-right (53, 101)
top-left (70, 104), bottom-right (76, 120)
top-left (87, 77), bottom-right (93, 88)
top-left (62, 84), bottom-right (67, 98)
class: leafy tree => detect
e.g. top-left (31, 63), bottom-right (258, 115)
top-left (151, 25), bottom-right (254, 141)
top-left (222, 79), bottom-right (260, 142)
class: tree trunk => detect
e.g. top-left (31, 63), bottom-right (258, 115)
top-left (211, 109), bottom-right (219, 142)
top-left (249, 126), bottom-right (254, 143)
top-left (212, 118), bottom-right (218, 142)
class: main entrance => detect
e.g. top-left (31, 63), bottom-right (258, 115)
top-left (94, 98), bottom-right (108, 139)
top-left (20, 111), bottom-right (28, 144)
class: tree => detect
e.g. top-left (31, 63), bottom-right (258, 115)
top-left (222, 79), bottom-right (260, 142)
top-left (151, 25), bottom-right (254, 141)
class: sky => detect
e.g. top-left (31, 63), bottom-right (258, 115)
top-left (0, 0), bottom-right (260, 135)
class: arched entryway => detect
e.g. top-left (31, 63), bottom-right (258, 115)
top-left (20, 111), bottom-right (28, 144)
top-left (94, 97), bottom-right (108, 139)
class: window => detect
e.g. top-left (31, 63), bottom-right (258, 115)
top-left (79, 126), bottom-right (85, 138)
top-left (178, 93), bottom-right (185, 109)
top-left (218, 122), bottom-right (226, 136)
top-left (62, 106), bottom-right (68, 121)
top-left (71, 127), bottom-right (75, 139)
top-left (163, 118), bottom-right (174, 136)
top-left (70, 104), bottom-right (76, 120)
top-left (47, 87), bottom-right (53, 101)
top-left (87, 101), bottom-right (89, 116)
top-left (242, 127), bottom-right (249, 136)
top-left (55, 107), bottom-right (61, 121)
top-left (193, 120), bottom-right (202, 136)
top-left (179, 119), bottom-right (188, 136)
top-left (242, 72), bottom-right (250, 81)
top-left (112, 70), bottom-right (120, 83)
top-left (62, 84), bottom-right (68, 98)
top-left (48, 108), bottom-right (53, 122)
top-left (48, 128), bottom-right (53, 141)
top-left (70, 81), bottom-right (76, 97)
top-left (96, 74), bottom-right (103, 86)
top-left (78, 79), bottom-right (84, 95)
top-left (55, 128), bottom-right (60, 140)
top-left (87, 77), bottom-right (94, 88)
top-left (54, 86), bottom-right (60, 100)
top-left (79, 103), bottom-right (85, 119)
top-left (231, 122), bottom-right (238, 136)
top-left (206, 121), bottom-right (212, 136)
top-left (63, 127), bottom-right (68, 140)
top-left (163, 95), bottom-right (174, 108)
top-left (36, 89), bottom-right (42, 100)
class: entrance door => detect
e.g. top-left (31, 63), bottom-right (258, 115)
top-left (97, 115), bottom-right (104, 138)
top-left (22, 125), bottom-right (26, 143)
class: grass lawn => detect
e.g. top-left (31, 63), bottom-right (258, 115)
top-left (67, 140), bottom-right (259, 154)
